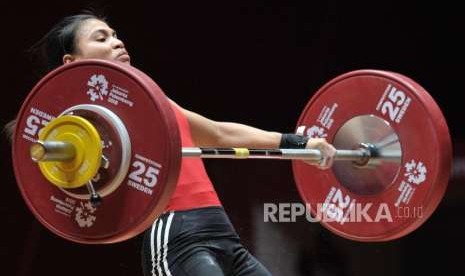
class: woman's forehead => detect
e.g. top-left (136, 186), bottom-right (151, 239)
top-left (77, 19), bottom-right (113, 38)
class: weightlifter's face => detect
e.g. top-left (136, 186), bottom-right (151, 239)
top-left (63, 19), bottom-right (131, 64)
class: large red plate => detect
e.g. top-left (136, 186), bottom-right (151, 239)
top-left (293, 70), bottom-right (451, 241)
top-left (13, 60), bottom-right (181, 244)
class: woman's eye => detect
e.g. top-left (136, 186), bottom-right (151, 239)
top-left (96, 37), bottom-right (106, 42)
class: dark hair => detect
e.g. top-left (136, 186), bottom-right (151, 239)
top-left (30, 12), bottom-right (107, 76)
top-left (3, 12), bottom-right (107, 142)
top-left (3, 119), bottom-right (16, 142)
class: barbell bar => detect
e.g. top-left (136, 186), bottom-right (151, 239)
top-left (31, 140), bottom-right (402, 163)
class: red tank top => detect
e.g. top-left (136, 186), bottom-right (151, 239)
top-left (164, 104), bottom-right (222, 211)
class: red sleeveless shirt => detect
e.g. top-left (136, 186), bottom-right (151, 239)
top-left (164, 105), bottom-right (222, 211)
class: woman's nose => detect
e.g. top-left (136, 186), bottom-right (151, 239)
top-left (112, 37), bottom-right (125, 49)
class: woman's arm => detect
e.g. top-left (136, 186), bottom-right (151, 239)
top-left (170, 100), bottom-right (281, 148)
top-left (170, 99), bottom-right (336, 168)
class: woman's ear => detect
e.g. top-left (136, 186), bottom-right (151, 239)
top-left (62, 54), bottom-right (76, 64)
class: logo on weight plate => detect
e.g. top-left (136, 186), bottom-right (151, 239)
top-left (86, 74), bottom-right (109, 102)
top-left (404, 159), bottom-right (427, 185)
top-left (306, 125), bottom-right (328, 138)
top-left (74, 201), bottom-right (97, 228)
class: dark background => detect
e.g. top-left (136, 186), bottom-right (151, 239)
top-left (1, 1), bottom-right (464, 275)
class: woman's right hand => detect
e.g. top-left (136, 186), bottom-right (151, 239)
top-left (304, 138), bottom-right (336, 170)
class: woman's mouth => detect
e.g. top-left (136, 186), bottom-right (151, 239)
top-left (116, 52), bottom-right (131, 63)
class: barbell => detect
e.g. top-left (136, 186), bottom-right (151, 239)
top-left (12, 60), bottom-right (452, 243)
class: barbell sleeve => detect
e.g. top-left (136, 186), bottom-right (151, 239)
top-left (30, 141), bottom-right (76, 162)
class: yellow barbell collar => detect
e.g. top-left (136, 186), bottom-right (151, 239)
top-left (34, 115), bottom-right (102, 189)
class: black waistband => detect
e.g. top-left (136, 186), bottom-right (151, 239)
top-left (161, 206), bottom-right (238, 241)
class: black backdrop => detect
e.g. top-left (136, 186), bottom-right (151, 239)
top-left (1, 1), bottom-right (464, 275)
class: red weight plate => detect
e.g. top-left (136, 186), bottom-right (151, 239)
top-left (293, 70), bottom-right (451, 241)
top-left (13, 60), bottom-right (181, 244)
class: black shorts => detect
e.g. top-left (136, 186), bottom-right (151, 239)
top-left (141, 206), bottom-right (271, 276)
